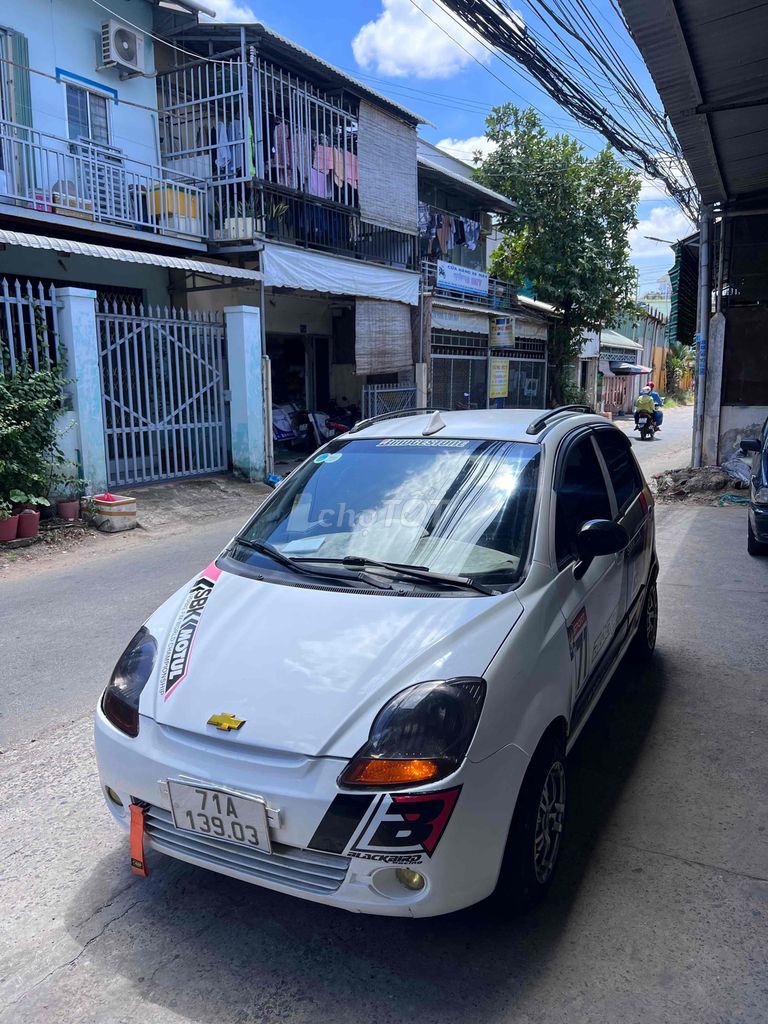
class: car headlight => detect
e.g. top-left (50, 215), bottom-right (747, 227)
top-left (755, 486), bottom-right (768, 506)
top-left (338, 678), bottom-right (486, 789)
top-left (101, 626), bottom-right (157, 737)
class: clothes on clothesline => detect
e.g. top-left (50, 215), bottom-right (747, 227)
top-left (418, 204), bottom-right (482, 256)
top-left (215, 120), bottom-right (256, 177)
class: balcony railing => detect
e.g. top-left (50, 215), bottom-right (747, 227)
top-left (214, 182), bottom-right (418, 269)
top-left (0, 121), bottom-right (207, 240)
top-left (421, 259), bottom-right (517, 311)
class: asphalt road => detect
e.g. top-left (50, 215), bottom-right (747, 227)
top-left (615, 403), bottom-right (694, 480)
top-left (3, 409), bottom-right (767, 1024)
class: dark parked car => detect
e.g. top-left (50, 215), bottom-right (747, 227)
top-left (740, 417), bottom-right (768, 556)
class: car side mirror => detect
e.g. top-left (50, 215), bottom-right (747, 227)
top-left (574, 519), bottom-right (629, 580)
top-left (740, 438), bottom-right (761, 454)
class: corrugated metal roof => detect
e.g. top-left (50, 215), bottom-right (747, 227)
top-left (600, 329), bottom-right (643, 351)
top-left (417, 156), bottom-right (515, 210)
top-left (0, 231), bottom-right (262, 281)
top-left (176, 22), bottom-right (425, 125)
top-left (619, 0), bottom-right (768, 205)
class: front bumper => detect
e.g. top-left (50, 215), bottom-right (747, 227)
top-left (94, 707), bottom-right (529, 917)
top-left (749, 504), bottom-right (768, 544)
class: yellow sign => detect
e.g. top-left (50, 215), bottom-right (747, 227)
top-left (207, 713), bottom-right (246, 732)
top-left (489, 357), bottom-right (510, 399)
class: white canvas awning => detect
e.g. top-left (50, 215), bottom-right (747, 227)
top-left (432, 304), bottom-right (490, 335)
top-left (0, 230), bottom-right (262, 281)
top-left (261, 242), bottom-right (419, 305)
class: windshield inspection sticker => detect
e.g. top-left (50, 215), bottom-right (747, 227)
top-left (160, 562), bottom-right (222, 700)
top-left (314, 452), bottom-right (342, 464)
top-left (376, 438), bottom-right (470, 449)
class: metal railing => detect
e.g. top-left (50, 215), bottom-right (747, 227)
top-left (0, 120), bottom-right (207, 240)
top-left (215, 182), bottom-right (418, 268)
top-left (362, 382), bottom-right (418, 420)
top-left (421, 259), bottom-right (517, 311)
top-left (0, 278), bottom-right (60, 377)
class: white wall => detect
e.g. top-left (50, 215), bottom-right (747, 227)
top-left (719, 406), bottom-right (768, 461)
top-left (6, 0), bottom-right (160, 167)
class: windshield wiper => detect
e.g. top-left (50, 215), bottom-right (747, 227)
top-left (292, 555), bottom-right (498, 595)
top-left (232, 537), bottom-right (392, 589)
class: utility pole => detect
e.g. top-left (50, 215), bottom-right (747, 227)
top-left (692, 205), bottom-right (712, 467)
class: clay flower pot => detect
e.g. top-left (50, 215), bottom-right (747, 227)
top-left (57, 499), bottom-right (81, 521)
top-left (0, 515), bottom-right (19, 543)
top-left (16, 509), bottom-right (40, 539)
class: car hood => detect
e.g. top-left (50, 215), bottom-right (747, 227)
top-left (143, 562), bottom-right (523, 758)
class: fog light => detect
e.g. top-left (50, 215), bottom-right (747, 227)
top-left (396, 868), bottom-right (425, 892)
top-left (105, 786), bottom-right (123, 807)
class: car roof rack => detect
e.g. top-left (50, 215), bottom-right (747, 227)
top-left (525, 405), bottom-right (594, 436)
top-left (348, 408), bottom-right (445, 434)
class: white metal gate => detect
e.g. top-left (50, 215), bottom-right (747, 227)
top-left (361, 382), bottom-right (417, 419)
top-left (97, 301), bottom-right (228, 487)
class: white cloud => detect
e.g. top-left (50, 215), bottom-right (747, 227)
top-left (352, 0), bottom-right (491, 79)
top-left (629, 204), bottom-right (696, 262)
top-left (200, 0), bottom-right (256, 22)
top-left (436, 135), bottom-right (497, 165)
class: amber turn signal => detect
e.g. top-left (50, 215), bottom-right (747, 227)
top-left (340, 757), bottom-right (443, 787)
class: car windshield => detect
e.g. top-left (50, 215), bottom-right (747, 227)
top-left (237, 437), bottom-right (541, 589)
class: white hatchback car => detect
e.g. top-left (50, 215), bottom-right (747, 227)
top-left (95, 406), bottom-right (658, 917)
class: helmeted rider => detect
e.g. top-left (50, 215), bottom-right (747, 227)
top-left (634, 386), bottom-right (655, 427)
top-left (647, 380), bottom-right (664, 429)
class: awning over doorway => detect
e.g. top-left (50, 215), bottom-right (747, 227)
top-left (261, 242), bottom-right (419, 306)
top-left (0, 230), bottom-right (263, 282)
top-left (432, 303), bottom-right (489, 335)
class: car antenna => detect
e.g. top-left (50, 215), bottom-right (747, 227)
top-left (422, 411), bottom-right (446, 436)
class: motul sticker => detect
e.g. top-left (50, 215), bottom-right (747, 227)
top-left (310, 787), bottom-right (461, 864)
top-left (160, 562), bottom-right (221, 700)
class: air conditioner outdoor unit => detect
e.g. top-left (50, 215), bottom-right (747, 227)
top-left (100, 20), bottom-right (145, 74)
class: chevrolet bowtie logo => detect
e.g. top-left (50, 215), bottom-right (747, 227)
top-left (207, 713), bottom-right (246, 732)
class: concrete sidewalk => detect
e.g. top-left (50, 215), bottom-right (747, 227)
top-left (1, 500), bottom-right (766, 1024)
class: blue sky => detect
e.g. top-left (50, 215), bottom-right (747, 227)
top-left (207, 0), bottom-right (695, 295)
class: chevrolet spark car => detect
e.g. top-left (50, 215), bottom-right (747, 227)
top-left (95, 406), bottom-right (658, 917)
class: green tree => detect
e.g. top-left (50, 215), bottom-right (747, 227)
top-left (665, 340), bottom-right (695, 399)
top-left (475, 106), bottom-right (641, 404)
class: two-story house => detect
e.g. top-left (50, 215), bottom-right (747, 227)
top-left (0, 0), bottom-right (265, 490)
top-left (416, 139), bottom-right (552, 411)
top-left (152, 16), bottom-right (424, 428)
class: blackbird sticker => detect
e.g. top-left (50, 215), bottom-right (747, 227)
top-left (160, 562), bottom-right (222, 700)
top-left (310, 787), bottom-right (461, 864)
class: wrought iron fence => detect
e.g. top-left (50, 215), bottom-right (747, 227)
top-left (97, 300), bottom-right (228, 487)
top-left (361, 382), bottom-right (417, 420)
top-left (0, 278), bottom-right (60, 377)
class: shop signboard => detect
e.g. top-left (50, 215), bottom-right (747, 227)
top-left (437, 260), bottom-right (489, 297)
top-left (489, 357), bottom-right (510, 399)
top-left (490, 316), bottom-right (516, 346)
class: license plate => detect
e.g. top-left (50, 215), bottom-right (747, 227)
top-left (168, 781), bottom-right (272, 854)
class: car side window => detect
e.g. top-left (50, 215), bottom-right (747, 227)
top-left (555, 435), bottom-right (612, 567)
top-left (594, 429), bottom-right (643, 513)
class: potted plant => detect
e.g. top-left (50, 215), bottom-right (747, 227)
top-left (0, 499), bottom-right (18, 543)
top-left (9, 489), bottom-right (50, 539)
top-left (52, 472), bottom-right (90, 520)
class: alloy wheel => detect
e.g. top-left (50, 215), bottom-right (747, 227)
top-left (533, 761), bottom-right (566, 884)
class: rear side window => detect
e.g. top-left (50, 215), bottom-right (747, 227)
top-left (556, 436), bottom-right (612, 566)
top-left (594, 429), bottom-right (643, 513)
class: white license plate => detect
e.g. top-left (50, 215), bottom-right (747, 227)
top-left (168, 781), bottom-right (272, 853)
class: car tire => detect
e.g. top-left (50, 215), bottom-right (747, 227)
top-left (747, 519), bottom-right (768, 556)
top-left (630, 579), bottom-right (658, 661)
top-left (495, 734), bottom-right (567, 912)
